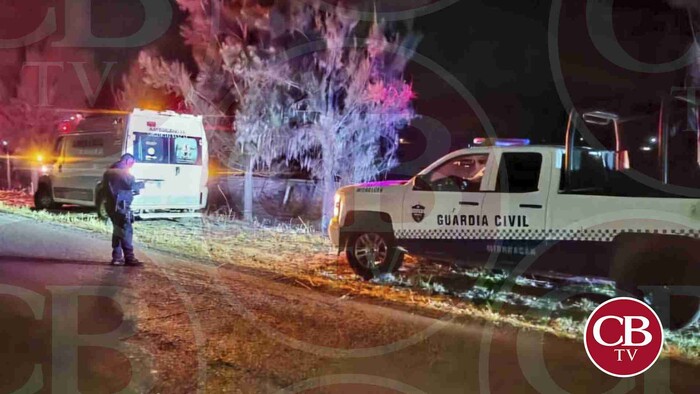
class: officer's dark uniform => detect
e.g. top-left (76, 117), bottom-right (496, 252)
top-left (102, 156), bottom-right (142, 265)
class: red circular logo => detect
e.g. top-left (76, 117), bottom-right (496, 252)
top-left (584, 297), bottom-right (664, 377)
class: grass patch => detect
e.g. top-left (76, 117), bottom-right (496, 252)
top-left (1, 201), bottom-right (699, 362)
top-left (0, 203), bottom-right (112, 234)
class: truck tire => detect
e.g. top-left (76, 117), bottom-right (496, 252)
top-left (34, 184), bottom-right (60, 210)
top-left (346, 232), bottom-right (404, 280)
top-left (95, 191), bottom-right (110, 221)
top-left (612, 235), bottom-right (700, 330)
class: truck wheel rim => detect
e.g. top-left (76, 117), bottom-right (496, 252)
top-left (40, 193), bottom-right (52, 207)
top-left (354, 233), bottom-right (388, 268)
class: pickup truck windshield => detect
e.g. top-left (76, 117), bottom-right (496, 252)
top-left (426, 154), bottom-right (488, 192)
top-left (133, 132), bottom-right (202, 165)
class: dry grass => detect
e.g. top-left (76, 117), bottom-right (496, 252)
top-left (1, 200), bottom-right (699, 363)
top-left (0, 190), bottom-right (34, 207)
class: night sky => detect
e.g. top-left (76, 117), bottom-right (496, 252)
top-left (2, 0), bottom-right (698, 175)
top-left (379, 0), bottom-right (695, 174)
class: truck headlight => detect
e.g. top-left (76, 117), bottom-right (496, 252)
top-left (333, 193), bottom-right (342, 219)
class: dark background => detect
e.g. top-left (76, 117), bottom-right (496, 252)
top-left (2, 0), bottom-right (697, 175)
top-left (399, 0), bottom-right (696, 175)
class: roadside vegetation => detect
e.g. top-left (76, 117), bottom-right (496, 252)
top-left (0, 192), bottom-right (698, 363)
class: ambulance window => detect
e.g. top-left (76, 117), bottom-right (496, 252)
top-left (173, 137), bottom-right (201, 165)
top-left (134, 134), bottom-right (169, 164)
top-left (64, 137), bottom-right (79, 157)
top-left (53, 137), bottom-right (64, 157)
top-left (426, 154), bottom-right (488, 192)
top-left (496, 153), bottom-right (542, 193)
top-left (68, 136), bottom-right (105, 157)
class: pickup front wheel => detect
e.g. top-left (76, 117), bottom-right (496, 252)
top-left (346, 232), bottom-right (404, 280)
top-left (34, 184), bottom-right (61, 210)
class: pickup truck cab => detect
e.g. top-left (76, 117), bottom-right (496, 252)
top-left (329, 140), bottom-right (700, 329)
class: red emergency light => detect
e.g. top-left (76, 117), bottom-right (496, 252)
top-left (57, 114), bottom-right (84, 133)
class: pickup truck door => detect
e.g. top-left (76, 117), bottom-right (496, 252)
top-left (400, 152), bottom-right (493, 259)
top-left (480, 151), bottom-right (551, 259)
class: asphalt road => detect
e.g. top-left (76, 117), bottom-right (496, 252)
top-left (0, 213), bottom-right (699, 393)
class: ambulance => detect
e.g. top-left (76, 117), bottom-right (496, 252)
top-left (34, 109), bottom-right (208, 219)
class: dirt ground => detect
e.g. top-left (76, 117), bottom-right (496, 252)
top-left (4, 223), bottom-right (698, 393)
top-left (0, 190), bottom-right (698, 361)
top-left (1, 191), bottom-right (699, 393)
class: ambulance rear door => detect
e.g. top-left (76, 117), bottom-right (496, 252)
top-left (126, 111), bottom-right (207, 210)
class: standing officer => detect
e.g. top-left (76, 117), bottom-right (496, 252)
top-left (102, 153), bottom-right (144, 266)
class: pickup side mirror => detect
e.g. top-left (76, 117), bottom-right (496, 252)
top-left (413, 174), bottom-right (431, 191)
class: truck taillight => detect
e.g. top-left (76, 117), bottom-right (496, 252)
top-left (333, 193), bottom-right (342, 218)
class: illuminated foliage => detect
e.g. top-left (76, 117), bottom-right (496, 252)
top-left (136, 0), bottom-right (418, 226)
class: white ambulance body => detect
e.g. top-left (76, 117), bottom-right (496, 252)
top-left (35, 109), bottom-right (208, 219)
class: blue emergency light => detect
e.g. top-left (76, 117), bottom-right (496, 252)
top-left (472, 138), bottom-right (530, 147)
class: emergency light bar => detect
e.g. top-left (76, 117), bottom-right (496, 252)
top-left (473, 138), bottom-right (530, 147)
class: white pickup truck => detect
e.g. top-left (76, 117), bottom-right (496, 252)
top-left (328, 138), bottom-right (700, 329)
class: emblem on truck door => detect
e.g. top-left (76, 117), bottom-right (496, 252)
top-left (412, 204), bottom-right (425, 223)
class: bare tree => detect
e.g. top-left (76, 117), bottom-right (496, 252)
top-left (117, 61), bottom-right (179, 112)
top-left (235, 5), bottom-right (418, 229)
top-left (135, 0), bottom-right (418, 227)
top-left (231, 57), bottom-right (296, 221)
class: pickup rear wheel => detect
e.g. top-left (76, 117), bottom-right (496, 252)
top-left (616, 267), bottom-right (700, 331)
top-left (346, 232), bottom-right (404, 280)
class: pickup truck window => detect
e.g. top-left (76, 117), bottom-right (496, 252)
top-left (424, 153), bottom-right (488, 192)
top-left (560, 150), bottom-right (612, 193)
top-left (495, 152), bottom-right (542, 193)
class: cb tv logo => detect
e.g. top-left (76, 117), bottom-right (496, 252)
top-left (584, 297), bottom-right (664, 378)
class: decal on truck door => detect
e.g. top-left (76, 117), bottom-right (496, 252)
top-left (411, 204), bottom-right (425, 223)
top-left (431, 214), bottom-right (530, 227)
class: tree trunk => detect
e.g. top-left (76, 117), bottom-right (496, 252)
top-left (243, 155), bottom-right (254, 222)
top-left (321, 170), bottom-right (336, 233)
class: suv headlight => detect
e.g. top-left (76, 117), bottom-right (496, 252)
top-left (333, 193), bottom-right (342, 219)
